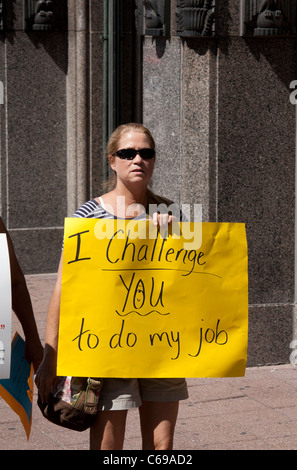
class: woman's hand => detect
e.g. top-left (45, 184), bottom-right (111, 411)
top-left (152, 212), bottom-right (176, 228)
top-left (25, 339), bottom-right (43, 373)
top-left (35, 344), bottom-right (57, 403)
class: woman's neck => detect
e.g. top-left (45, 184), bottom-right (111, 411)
top-left (116, 185), bottom-right (147, 206)
top-left (102, 185), bottom-right (148, 218)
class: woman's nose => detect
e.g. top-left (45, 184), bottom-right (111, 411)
top-left (133, 152), bottom-right (143, 162)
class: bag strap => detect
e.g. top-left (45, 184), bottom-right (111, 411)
top-left (84, 378), bottom-right (102, 407)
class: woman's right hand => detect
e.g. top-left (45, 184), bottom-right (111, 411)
top-left (35, 344), bottom-right (57, 403)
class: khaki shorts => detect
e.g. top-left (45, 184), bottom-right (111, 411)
top-left (98, 378), bottom-right (188, 411)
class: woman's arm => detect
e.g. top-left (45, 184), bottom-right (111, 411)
top-left (35, 256), bottom-right (63, 403)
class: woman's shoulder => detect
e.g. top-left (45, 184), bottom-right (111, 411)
top-left (73, 198), bottom-right (109, 219)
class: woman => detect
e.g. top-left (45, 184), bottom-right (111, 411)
top-left (0, 218), bottom-right (43, 372)
top-left (35, 123), bottom-right (188, 450)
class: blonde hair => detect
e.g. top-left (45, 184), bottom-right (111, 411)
top-left (106, 122), bottom-right (155, 156)
top-left (105, 123), bottom-right (156, 190)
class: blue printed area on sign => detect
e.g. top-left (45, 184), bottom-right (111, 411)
top-left (0, 334), bottom-right (32, 422)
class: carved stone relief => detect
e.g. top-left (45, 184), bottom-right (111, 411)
top-left (0, 1), bottom-right (4, 31)
top-left (241, 0), bottom-right (296, 36)
top-left (176, 0), bottom-right (216, 37)
top-left (25, 0), bottom-right (67, 31)
top-left (135, 0), bottom-right (170, 36)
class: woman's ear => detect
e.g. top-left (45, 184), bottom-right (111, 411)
top-left (108, 154), bottom-right (116, 172)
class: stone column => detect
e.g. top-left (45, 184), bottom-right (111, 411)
top-left (67, 0), bottom-right (89, 215)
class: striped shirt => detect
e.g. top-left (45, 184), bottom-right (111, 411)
top-left (73, 194), bottom-right (186, 221)
top-left (73, 197), bottom-right (147, 220)
top-left (63, 195), bottom-right (185, 251)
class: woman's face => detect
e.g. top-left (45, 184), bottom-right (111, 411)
top-left (109, 130), bottom-right (155, 189)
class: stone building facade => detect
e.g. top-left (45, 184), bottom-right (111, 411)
top-left (0, 0), bottom-right (296, 366)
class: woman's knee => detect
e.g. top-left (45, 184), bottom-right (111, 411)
top-left (90, 410), bottom-right (128, 450)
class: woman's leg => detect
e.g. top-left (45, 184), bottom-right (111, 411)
top-left (90, 409), bottom-right (128, 450)
top-left (139, 401), bottom-right (179, 450)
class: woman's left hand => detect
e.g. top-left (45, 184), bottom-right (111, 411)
top-left (152, 212), bottom-right (176, 228)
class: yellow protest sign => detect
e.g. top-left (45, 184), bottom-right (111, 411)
top-left (57, 218), bottom-right (248, 378)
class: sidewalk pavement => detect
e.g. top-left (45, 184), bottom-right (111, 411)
top-left (1, 273), bottom-right (297, 450)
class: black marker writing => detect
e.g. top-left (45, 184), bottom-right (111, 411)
top-left (119, 273), bottom-right (165, 314)
top-left (72, 317), bottom-right (99, 350)
top-left (71, 317), bottom-right (229, 361)
top-left (109, 319), bottom-right (137, 349)
top-left (149, 330), bottom-right (181, 360)
top-left (188, 319), bottom-right (228, 358)
top-left (105, 229), bottom-right (207, 276)
top-left (68, 231), bottom-right (91, 264)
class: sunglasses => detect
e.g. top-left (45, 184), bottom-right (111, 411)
top-left (113, 148), bottom-right (155, 160)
